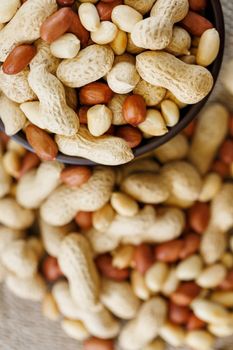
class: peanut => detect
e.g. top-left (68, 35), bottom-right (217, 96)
top-left (0, 0), bottom-right (21, 23)
top-left (95, 253), bottom-right (129, 281)
top-left (91, 21), bottom-right (118, 45)
top-left (133, 244), bottom-right (154, 275)
top-left (131, 270), bottom-right (151, 301)
top-left (84, 338), bottom-right (114, 350)
top-left (96, 0), bottom-right (123, 21)
top-left (50, 33), bottom-right (80, 59)
top-left (196, 264), bottom-right (227, 289)
top-left (185, 330), bottom-right (215, 350)
top-left (197, 29), bottom-right (220, 67)
top-left (78, 3), bottom-right (100, 32)
top-left (181, 11), bottom-right (213, 36)
top-left (176, 255), bottom-right (203, 281)
top-left (136, 51), bottom-right (213, 104)
top-left (134, 80), bottom-right (166, 107)
top-left (112, 244), bottom-right (134, 269)
top-left (171, 282), bottom-right (201, 306)
top-left (107, 61), bottom-right (140, 94)
top-left (61, 319), bottom-right (90, 341)
top-left (0, 93), bottom-right (26, 135)
top-left (138, 109), bottom-right (168, 136)
top-left (3, 44), bottom-right (36, 75)
top-left (159, 322), bottom-right (186, 347)
top-left (111, 5), bottom-right (143, 33)
top-left (122, 94), bottom-right (147, 126)
top-left (191, 299), bottom-right (230, 324)
top-left (87, 105), bottom-right (113, 137)
top-left (42, 292), bottom-right (60, 321)
top-left (145, 262), bottom-right (169, 293)
top-left (110, 29), bottom-right (127, 55)
top-left (111, 192), bottom-right (139, 217)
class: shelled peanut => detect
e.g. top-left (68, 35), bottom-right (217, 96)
top-left (0, 0), bottom-right (220, 165)
top-left (0, 101), bottom-right (232, 349)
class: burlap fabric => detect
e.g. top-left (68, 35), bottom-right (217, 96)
top-left (0, 1), bottom-right (233, 349)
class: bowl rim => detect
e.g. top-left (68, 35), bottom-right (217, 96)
top-left (0, 0), bottom-right (225, 166)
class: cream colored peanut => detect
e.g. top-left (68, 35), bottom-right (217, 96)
top-left (112, 245), bottom-right (134, 269)
top-left (191, 299), bottom-right (230, 324)
top-left (221, 252), bottom-right (233, 269)
top-left (0, 68), bottom-right (36, 104)
top-left (16, 161), bottom-right (63, 209)
top-left (78, 3), bottom-right (100, 32)
top-left (145, 262), bottom-right (169, 293)
top-left (3, 150), bottom-right (21, 179)
top-left (7, 140), bottom-right (26, 156)
top-left (112, 5), bottom-right (143, 33)
top-left (40, 219), bottom-right (75, 258)
top-left (42, 292), bottom-right (60, 321)
top-left (28, 65), bottom-right (79, 136)
top-left (201, 226), bottom-right (227, 265)
top-left (127, 33), bottom-right (144, 54)
top-left (131, 270), bottom-right (151, 301)
top-left (0, 0), bottom-right (57, 61)
top-left (107, 61), bottom-right (140, 94)
top-left (124, 0), bottom-right (156, 15)
top-left (134, 80), bottom-right (166, 107)
top-left (161, 100), bottom-right (180, 127)
top-left (91, 21), bottom-right (118, 45)
top-left (110, 29), bottom-right (127, 56)
top-left (50, 33), bottom-right (81, 59)
top-left (185, 330), bottom-right (215, 350)
top-left (121, 172), bottom-right (169, 204)
top-left (165, 91), bottom-right (187, 109)
top-left (208, 319), bottom-right (233, 337)
top-left (87, 105), bottom-right (113, 137)
top-left (57, 44), bottom-right (114, 88)
top-left (154, 134), bottom-right (189, 163)
top-left (211, 291), bottom-right (233, 308)
top-left (143, 339), bottom-right (165, 350)
top-left (131, 0), bottom-right (188, 50)
top-left (1, 239), bottom-right (38, 278)
top-left (41, 167), bottom-right (115, 226)
top-left (159, 322), bottom-right (186, 347)
top-left (161, 268), bottom-right (179, 297)
top-left (20, 101), bottom-right (45, 129)
top-left (55, 127), bottom-right (134, 166)
top-left (0, 197), bottom-right (34, 230)
top-left (197, 29), bottom-right (220, 67)
top-left (196, 264), bottom-right (227, 289)
top-left (0, 0), bottom-right (20, 23)
top-left (0, 93), bottom-right (26, 135)
top-left (166, 26), bottom-right (191, 56)
top-left (138, 109), bottom-right (168, 136)
top-left (199, 173), bottom-right (222, 202)
top-left (161, 161), bottom-right (202, 202)
top-left (108, 94), bottom-right (128, 125)
top-left (211, 184), bottom-right (233, 232)
top-left (189, 104), bottom-right (229, 174)
top-left (119, 297), bottom-right (167, 350)
top-left (222, 59), bottom-right (233, 95)
top-left (0, 159), bottom-right (12, 198)
top-left (93, 203), bottom-right (115, 232)
top-left (111, 192), bottom-right (139, 217)
top-left (61, 319), bottom-right (90, 341)
top-left (176, 255), bottom-right (203, 281)
top-left (58, 234), bottom-right (100, 311)
top-left (6, 273), bottom-right (46, 301)
top-left (0, 226), bottom-right (25, 256)
top-left (180, 55), bottom-right (196, 64)
top-left (137, 51), bottom-right (213, 104)
top-left (100, 279), bottom-right (140, 320)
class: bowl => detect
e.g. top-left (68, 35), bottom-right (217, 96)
top-left (0, 0), bottom-right (225, 166)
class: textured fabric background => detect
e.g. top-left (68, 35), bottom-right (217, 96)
top-left (0, 1), bottom-right (233, 349)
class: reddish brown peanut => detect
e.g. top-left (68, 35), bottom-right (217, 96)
top-left (181, 11), bottom-right (213, 36)
top-left (42, 256), bottom-right (63, 282)
top-left (187, 314), bottom-right (206, 331)
top-left (3, 45), bottom-right (36, 75)
top-left (56, 0), bottom-right (75, 6)
top-left (155, 240), bottom-right (184, 263)
top-left (211, 161), bottom-right (230, 178)
top-left (182, 121), bottom-right (197, 138)
top-left (95, 254), bottom-right (129, 281)
top-left (0, 131), bottom-right (9, 148)
top-left (79, 83), bottom-right (114, 105)
top-left (188, 202), bottom-right (210, 235)
top-left (84, 337), bottom-right (114, 350)
top-left (219, 140), bottom-right (233, 164)
top-left (25, 125), bottom-right (58, 161)
top-left (116, 126), bottom-right (142, 148)
top-left (189, 0), bottom-right (207, 11)
top-left (40, 8), bottom-right (73, 43)
top-left (79, 107), bottom-right (89, 124)
top-left (219, 270), bottom-right (233, 291)
top-left (171, 282), bottom-right (201, 306)
top-left (133, 244), bottom-right (154, 275)
top-left (75, 211), bottom-right (93, 230)
top-left (19, 152), bottom-right (41, 178)
top-left (60, 166), bottom-right (92, 188)
top-left (96, 0), bottom-right (123, 21)
top-left (122, 95), bottom-right (147, 126)
top-left (179, 233), bottom-right (201, 260)
top-left (69, 11), bottom-right (90, 47)
top-left (169, 302), bottom-right (191, 325)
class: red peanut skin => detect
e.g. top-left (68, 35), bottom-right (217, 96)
top-left (79, 83), bottom-right (114, 105)
top-left (96, 0), bottom-right (123, 21)
top-left (133, 244), bottom-right (154, 275)
top-left (188, 202), bottom-right (210, 235)
top-left (116, 126), bottom-right (142, 149)
top-left (181, 11), bottom-right (213, 36)
top-left (42, 256), bottom-right (63, 282)
top-left (95, 254), bottom-right (130, 281)
top-left (84, 337), bottom-right (114, 350)
top-left (40, 8), bottom-right (72, 43)
top-left (187, 314), bottom-right (206, 330)
top-left (3, 45), bottom-right (36, 75)
top-left (19, 152), bottom-right (41, 178)
top-left (69, 11), bottom-right (90, 47)
top-left (189, 0), bottom-right (207, 11)
top-left (171, 282), bottom-right (201, 306)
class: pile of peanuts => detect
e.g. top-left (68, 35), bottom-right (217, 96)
top-left (0, 0), bottom-right (220, 165)
top-left (0, 102), bottom-right (232, 350)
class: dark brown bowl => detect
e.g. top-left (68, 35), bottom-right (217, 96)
top-left (0, 0), bottom-right (225, 166)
